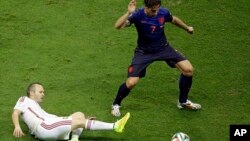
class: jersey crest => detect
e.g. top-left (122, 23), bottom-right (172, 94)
top-left (158, 17), bottom-right (165, 25)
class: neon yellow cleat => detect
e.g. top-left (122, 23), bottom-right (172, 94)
top-left (114, 112), bottom-right (130, 133)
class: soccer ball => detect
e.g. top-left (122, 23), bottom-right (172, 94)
top-left (171, 132), bottom-right (190, 141)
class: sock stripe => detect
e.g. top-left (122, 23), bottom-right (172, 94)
top-left (86, 120), bottom-right (94, 130)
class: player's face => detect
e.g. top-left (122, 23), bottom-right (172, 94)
top-left (144, 4), bottom-right (160, 17)
top-left (32, 84), bottom-right (45, 103)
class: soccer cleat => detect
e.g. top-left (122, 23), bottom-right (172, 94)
top-left (68, 138), bottom-right (79, 141)
top-left (111, 104), bottom-right (121, 117)
top-left (114, 112), bottom-right (130, 133)
top-left (177, 100), bottom-right (201, 110)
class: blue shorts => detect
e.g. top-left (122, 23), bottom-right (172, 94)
top-left (127, 44), bottom-right (186, 78)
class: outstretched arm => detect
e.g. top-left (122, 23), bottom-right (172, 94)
top-left (114, 0), bottom-right (136, 29)
top-left (171, 16), bottom-right (194, 34)
top-left (12, 109), bottom-right (25, 138)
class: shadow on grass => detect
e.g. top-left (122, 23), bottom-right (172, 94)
top-left (81, 136), bottom-right (127, 141)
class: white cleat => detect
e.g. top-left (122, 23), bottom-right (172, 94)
top-left (177, 100), bottom-right (201, 110)
top-left (111, 104), bottom-right (121, 117)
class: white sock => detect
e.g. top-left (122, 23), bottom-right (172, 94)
top-left (71, 128), bottom-right (83, 139)
top-left (85, 120), bottom-right (115, 130)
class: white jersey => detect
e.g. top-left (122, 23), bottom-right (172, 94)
top-left (14, 96), bottom-right (57, 134)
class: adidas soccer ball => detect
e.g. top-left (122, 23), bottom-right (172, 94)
top-left (171, 132), bottom-right (190, 141)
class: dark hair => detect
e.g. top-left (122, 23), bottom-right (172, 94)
top-left (144, 0), bottom-right (161, 8)
top-left (26, 82), bottom-right (43, 97)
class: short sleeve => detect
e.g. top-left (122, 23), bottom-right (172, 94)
top-left (165, 11), bottom-right (173, 22)
top-left (125, 14), bottom-right (134, 27)
top-left (14, 96), bottom-right (27, 113)
top-left (128, 9), bottom-right (141, 25)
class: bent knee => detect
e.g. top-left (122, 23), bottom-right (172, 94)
top-left (126, 77), bottom-right (139, 89)
top-left (182, 67), bottom-right (193, 76)
top-left (72, 112), bottom-right (85, 120)
top-left (176, 60), bottom-right (194, 76)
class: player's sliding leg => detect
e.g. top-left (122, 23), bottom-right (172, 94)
top-left (69, 112), bottom-right (130, 140)
top-left (85, 112), bottom-right (130, 133)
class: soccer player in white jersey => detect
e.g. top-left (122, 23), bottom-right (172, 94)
top-left (12, 82), bottom-right (130, 141)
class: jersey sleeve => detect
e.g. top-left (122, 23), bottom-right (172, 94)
top-left (14, 96), bottom-right (28, 113)
top-left (128, 13), bottom-right (135, 24)
top-left (164, 9), bottom-right (173, 22)
top-left (127, 10), bottom-right (139, 26)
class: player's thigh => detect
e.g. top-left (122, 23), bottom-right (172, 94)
top-left (161, 45), bottom-right (186, 68)
top-left (36, 117), bottom-right (72, 140)
top-left (127, 63), bottom-right (149, 88)
top-left (127, 63), bottom-right (148, 78)
top-left (129, 48), bottom-right (153, 78)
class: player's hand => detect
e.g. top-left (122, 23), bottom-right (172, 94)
top-left (186, 26), bottom-right (194, 34)
top-left (128, 0), bottom-right (136, 14)
top-left (13, 127), bottom-right (25, 138)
